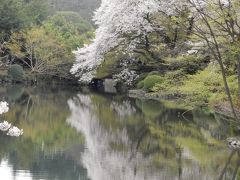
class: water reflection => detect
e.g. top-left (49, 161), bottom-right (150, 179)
top-left (0, 85), bottom-right (87, 180)
top-left (67, 93), bottom-right (240, 180)
top-left (0, 159), bottom-right (32, 180)
top-left (67, 94), bottom-right (155, 180)
top-left (219, 150), bottom-right (240, 180)
top-left (0, 85), bottom-right (239, 179)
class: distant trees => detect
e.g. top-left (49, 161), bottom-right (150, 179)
top-left (0, 0), bottom-right (25, 33)
top-left (48, 0), bottom-right (100, 20)
top-left (0, 0), bottom-right (95, 76)
top-left (0, 0), bottom-right (99, 34)
top-left (0, 0), bottom-right (49, 68)
top-left (7, 27), bottom-right (67, 73)
top-left (6, 12), bottom-right (94, 74)
top-left (44, 11), bottom-right (94, 51)
top-left (0, 0), bottom-right (49, 34)
top-left (0, 0), bottom-right (50, 72)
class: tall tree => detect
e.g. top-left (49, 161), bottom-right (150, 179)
top-left (71, 0), bottom-right (182, 82)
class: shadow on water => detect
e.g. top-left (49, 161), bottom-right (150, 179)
top-left (0, 84), bottom-right (240, 179)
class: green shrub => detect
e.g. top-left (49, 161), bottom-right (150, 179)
top-left (137, 80), bottom-right (144, 89)
top-left (144, 75), bottom-right (164, 92)
top-left (151, 70), bottom-right (185, 92)
top-left (178, 66), bottom-right (227, 104)
top-left (8, 64), bottom-right (24, 81)
top-left (166, 55), bottom-right (208, 75)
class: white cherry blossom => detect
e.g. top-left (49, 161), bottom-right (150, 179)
top-left (7, 126), bottom-right (24, 137)
top-left (0, 121), bottom-right (11, 132)
top-left (0, 101), bottom-right (9, 115)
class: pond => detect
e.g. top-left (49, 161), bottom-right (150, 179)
top-left (0, 84), bottom-right (239, 180)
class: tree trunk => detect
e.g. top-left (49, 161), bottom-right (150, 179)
top-left (237, 55), bottom-right (240, 100)
top-left (172, 28), bottom-right (178, 49)
top-left (219, 61), bottom-right (238, 120)
top-left (145, 35), bottom-right (150, 51)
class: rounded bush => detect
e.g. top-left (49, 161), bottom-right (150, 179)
top-left (144, 75), bottom-right (163, 92)
top-left (137, 80), bottom-right (144, 89)
top-left (8, 64), bottom-right (24, 81)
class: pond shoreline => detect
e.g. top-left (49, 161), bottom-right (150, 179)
top-left (0, 73), bottom-right (80, 86)
top-left (128, 89), bottom-right (183, 101)
top-left (1, 76), bottom-right (239, 121)
top-left (128, 89), bottom-right (240, 120)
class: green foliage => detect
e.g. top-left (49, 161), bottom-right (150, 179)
top-left (0, 0), bottom-right (49, 32)
top-left (7, 27), bottom-right (70, 66)
top-left (143, 75), bottom-right (164, 92)
top-left (151, 69), bottom-right (188, 93)
top-left (53, 11), bottom-right (93, 33)
top-left (8, 64), bottom-right (24, 81)
top-left (47, 0), bottom-right (100, 21)
top-left (159, 15), bottom-right (188, 46)
top-left (151, 65), bottom-right (239, 107)
top-left (95, 51), bottom-right (127, 79)
top-left (178, 66), bottom-right (228, 104)
top-left (43, 11), bottom-right (94, 52)
top-left (166, 55), bottom-right (207, 74)
top-left (0, 0), bottom-right (24, 32)
top-left (137, 80), bottom-right (144, 89)
top-left (22, 0), bottom-right (49, 25)
top-left (6, 11), bottom-right (94, 74)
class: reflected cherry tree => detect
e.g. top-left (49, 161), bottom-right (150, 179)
top-left (110, 100), bottom-right (136, 120)
top-left (67, 94), bottom-right (227, 180)
top-left (67, 94), bottom-right (165, 180)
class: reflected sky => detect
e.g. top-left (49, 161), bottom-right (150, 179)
top-left (0, 159), bottom-right (32, 180)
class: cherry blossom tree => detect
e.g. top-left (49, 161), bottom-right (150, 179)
top-left (71, 0), bottom-right (182, 82)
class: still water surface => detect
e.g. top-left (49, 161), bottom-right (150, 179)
top-left (0, 85), bottom-right (239, 180)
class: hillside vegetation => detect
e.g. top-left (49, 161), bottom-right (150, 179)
top-left (0, 0), bottom-right (95, 82)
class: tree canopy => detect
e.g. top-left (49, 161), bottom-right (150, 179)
top-left (71, 0), bottom-right (185, 82)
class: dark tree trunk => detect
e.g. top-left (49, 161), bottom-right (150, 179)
top-left (172, 28), bottom-right (178, 49)
top-left (145, 35), bottom-right (150, 50)
top-left (219, 60), bottom-right (238, 120)
top-left (238, 55), bottom-right (240, 100)
top-left (187, 17), bottom-right (194, 35)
